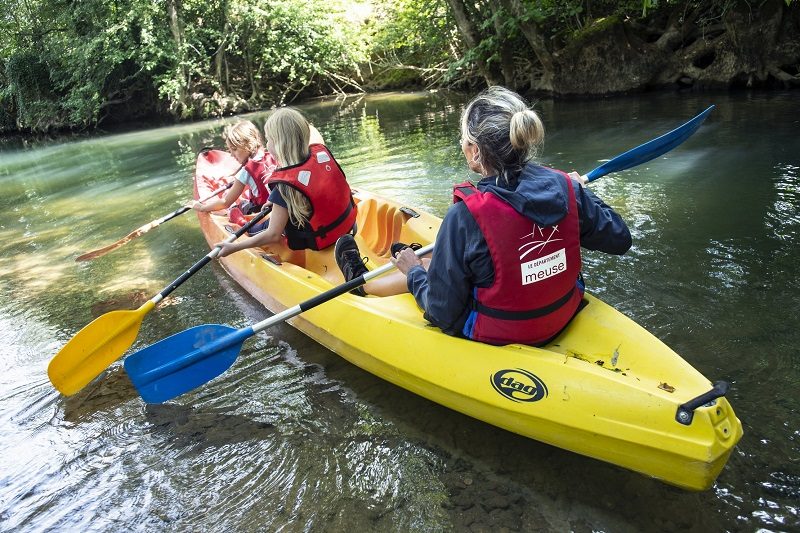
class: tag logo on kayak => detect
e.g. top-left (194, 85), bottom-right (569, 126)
top-left (491, 369), bottom-right (548, 403)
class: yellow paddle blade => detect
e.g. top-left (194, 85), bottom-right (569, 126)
top-left (47, 300), bottom-right (156, 395)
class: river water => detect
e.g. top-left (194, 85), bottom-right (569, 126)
top-left (1, 90), bottom-right (798, 531)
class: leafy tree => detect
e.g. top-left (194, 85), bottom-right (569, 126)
top-left (372, 0), bottom-right (799, 94)
top-left (2, 0), bottom-right (797, 133)
top-left (0, 0), bottom-right (366, 132)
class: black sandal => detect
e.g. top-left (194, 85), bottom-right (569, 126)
top-left (390, 242), bottom-right (422, 257)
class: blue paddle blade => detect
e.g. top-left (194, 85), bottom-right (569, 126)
top-left (585, 105), bottom-right (715, 182)
top-left (124, 324), bottom-right (254, 404)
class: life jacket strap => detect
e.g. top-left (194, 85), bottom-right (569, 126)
top-left (290, 197), bottom-right (355, 239)
top-left (471, 285), bottom-right (576, 320)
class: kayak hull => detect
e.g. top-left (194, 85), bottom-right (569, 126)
top-left (194, 150), bottom-right (742, 491)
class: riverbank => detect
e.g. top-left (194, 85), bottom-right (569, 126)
top-left (3, 82), bottom-right (798, 145)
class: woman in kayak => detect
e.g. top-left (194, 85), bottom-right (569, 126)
top-left (216, 107), bottom-right (357, 257)
top-left (335, 86), bottom-right (631, 346)
top-left (190, 120), bottom-right (276, 225)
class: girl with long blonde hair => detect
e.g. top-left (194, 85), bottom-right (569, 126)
top-left (216, 107), bottom-right (357, 257)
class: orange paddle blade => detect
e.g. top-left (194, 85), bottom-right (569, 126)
top-left (75, 224), bottom-right (154, 261)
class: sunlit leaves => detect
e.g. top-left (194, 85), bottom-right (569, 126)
top-left (1, 0), bottom-right (365, 131)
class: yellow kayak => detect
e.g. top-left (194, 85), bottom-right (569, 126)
top-left (195, 150), bottom-right (743, 491)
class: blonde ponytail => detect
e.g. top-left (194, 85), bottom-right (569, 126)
top-left (460, 86), bottom-right (545, 184)
top-left (510, 109), bottom-right (545, 151)
top-left (264, 107), bottom-right (314, 228)
top-left (264, 107), bottom-right (311, 167)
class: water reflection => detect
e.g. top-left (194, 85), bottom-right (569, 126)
top-left (766, 163), bottom-right (800, 241)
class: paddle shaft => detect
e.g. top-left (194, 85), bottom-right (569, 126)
top-left (75, 182), bottom-right (236, 262)
top-left (149, 157), bottom-right (262, 300)
top-left (46, 194), bottom-right (269, 395)
top-left (135, 244), bottom-right (434, 383)
top-left (153, 183), bottom-right (233, 223)
top-left (252, 243), bottom-right (435, 335)
top-left (150, 205), bottom-right (273, 305)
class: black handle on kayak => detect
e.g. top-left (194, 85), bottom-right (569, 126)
top-left (675, 381), bottom-right (730, 426)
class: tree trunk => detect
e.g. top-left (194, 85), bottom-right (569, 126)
top-left (245, 42), bottom-right (258, 100)
top-left (214, 33), bottom-right (229, 95)
top-left (166, 0), bottom-right (189, 116)
top-left (445, 0), bottom-right (503, 86)
top-left (214, 0), bottom-right (232, 96)
top-left (491, 4), bottom-right (517, 88)
top-left (214, 32), bottom-right (230, 94)
top-left (499, 0), bottom-right (556, 92)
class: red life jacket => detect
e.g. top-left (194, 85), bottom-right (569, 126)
top-left (267, 144), bottom-right (357, 250)
top-left (240, 150), bottom-right (277, 207)
top-left (453, 172), bottom-right (583, 346)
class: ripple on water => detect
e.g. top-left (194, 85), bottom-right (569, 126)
top-left (765, 163), bottom-right (800, 242)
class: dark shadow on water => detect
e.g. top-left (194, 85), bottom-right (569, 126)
top-left (293, 337), bottom-right (720, 532)
top-left (90, 288), bottom-right (151, 316)
top-left (143, 403), bottom-right (275, 450)
top-left (61, 365), bottom-right (139, 423)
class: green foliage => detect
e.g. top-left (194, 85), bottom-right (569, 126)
top-left (0, 0), bottom-right (365, 132)
top-left (223, 0), bottom-right (363, 99)
top-left (52, 0), bottom-right (162, 126)
top-left (371, 0), bottom-right (799, 91)
top-left (0, 0), bottom-right (168, 130)
top-left (4, 49), bottom-right (64, 130)
top-left (1, 0), bottom-right (795, 131)
top-left (371, 0), bottom-right (457, 66)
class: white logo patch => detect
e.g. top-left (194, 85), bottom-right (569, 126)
top-left (316, 151), bottom-right (331, 163)
top-left (298, 170), bottom-right (312, 186)
top-left (519, 224), bottom-right (562, 260)
top-left (521, 248), bottom-right (567, 286)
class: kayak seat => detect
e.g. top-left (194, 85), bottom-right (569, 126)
top-left (355, 198), bottom-right (405, 257)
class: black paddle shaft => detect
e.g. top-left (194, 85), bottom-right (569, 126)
top-left (151, 181), bottom-right (236, 227)
top-left (299, 276), bottom-right (370, 311)
top-left (163, 205), bottom-right (192, 222)
top-left (158, 205), bottom-right (272, 299)
top-left (161, 182), bottom-right (235, 224)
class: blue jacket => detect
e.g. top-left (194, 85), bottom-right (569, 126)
top-left (406, 164), bottom-right (632, 337)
